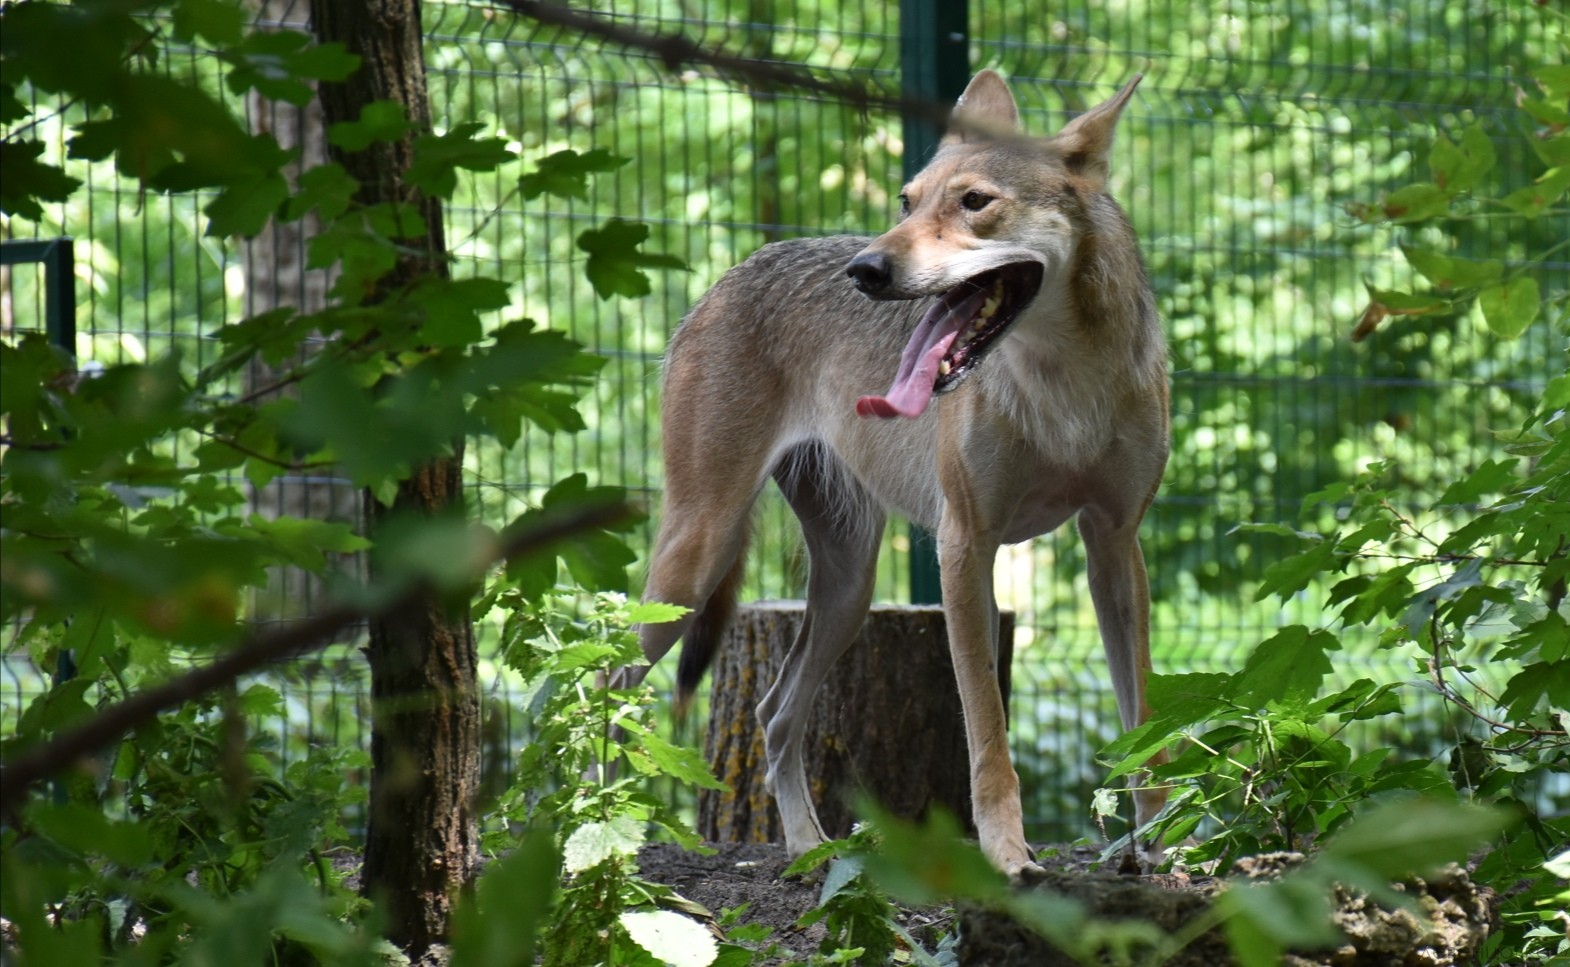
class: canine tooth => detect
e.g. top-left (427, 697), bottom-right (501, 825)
top-left (939, 359), bottom-right (952, 376)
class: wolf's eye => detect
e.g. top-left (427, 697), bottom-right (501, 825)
top-left (898, 194), bottom-right (910, 216)
top-left (960, 190), bottom-right (994, 212)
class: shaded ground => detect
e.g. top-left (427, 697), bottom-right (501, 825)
top-left (636, 841), bottom-right (1114, 964)
top-left (637, 842), bottom-right (1497, 966)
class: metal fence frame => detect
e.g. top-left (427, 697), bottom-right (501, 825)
top-left (2, 1), bottom-right (1564, 841)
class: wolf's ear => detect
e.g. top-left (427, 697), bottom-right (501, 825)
top-left (1051, 74), bottom-right (1142, 186)
top-left (942, 69), bottom-right (1020, 145)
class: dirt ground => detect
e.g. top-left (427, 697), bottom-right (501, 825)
top-left (635, 840), bottom-right (1144, 964)
top-left (636, 841), bottom-right (1497, 967)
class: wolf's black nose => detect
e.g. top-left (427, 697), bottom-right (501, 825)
top-left (846, 252), bottom-right (893, 294)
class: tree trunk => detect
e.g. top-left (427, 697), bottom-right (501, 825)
top-left (243, 0), bottom-right (355, 625)
top-left (310, 2), bottom-right (479, 960)
top-left (698, 602), bottom-right (1013, 844)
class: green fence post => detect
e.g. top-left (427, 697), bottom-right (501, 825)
top-left (1, 238), bottom-right (77, 357)
top-left (899, 0), bottom-right (967, 604)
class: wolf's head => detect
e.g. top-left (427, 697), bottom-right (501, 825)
top-left (850, 70), bottom-right (1142, 420)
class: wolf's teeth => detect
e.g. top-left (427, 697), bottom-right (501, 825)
top-left (939, 359), bottom-right (952, 376)
top-left (980, 294), bottom-right (1002, 319)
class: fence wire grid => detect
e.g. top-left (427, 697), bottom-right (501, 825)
top-left (2, 0), bottom-right (1565, 842)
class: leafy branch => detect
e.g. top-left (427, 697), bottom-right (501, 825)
top-left (0, 498), bottom-right (632, 818)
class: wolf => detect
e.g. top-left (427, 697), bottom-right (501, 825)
top-left (633, 69), bottom-right (1169, 879)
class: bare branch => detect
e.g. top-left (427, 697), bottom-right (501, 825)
top-left (497, 0), bottom-right (953, 130)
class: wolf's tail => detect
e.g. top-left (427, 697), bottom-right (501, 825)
top-left (672, 536), bottom-right (748, 719)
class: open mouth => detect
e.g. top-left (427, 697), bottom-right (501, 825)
top-left (856, 261), bottom-right (1044, 420)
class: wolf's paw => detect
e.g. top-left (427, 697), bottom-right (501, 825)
top-left (1005, 858), bottom-right (1050, 887)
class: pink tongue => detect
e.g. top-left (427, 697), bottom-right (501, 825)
top-left (856, 285), bottom-right (989, 420)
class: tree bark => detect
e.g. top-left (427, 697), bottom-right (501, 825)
top-left (698, 602), bottom-right (1013, 844)
top-left (310, 2), bottom-right (479, 960)
top-left (243, 0), bottom-right (355, 624)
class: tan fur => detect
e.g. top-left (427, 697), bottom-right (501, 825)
top-left (632, 70), bottom-right (1169, 879)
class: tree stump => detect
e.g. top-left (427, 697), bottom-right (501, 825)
top-left (697, 602), bottom-right (1013, 844)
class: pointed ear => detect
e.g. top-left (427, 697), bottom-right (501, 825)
top-left (1051, 74), bottom-right (1142, 185)
top-left (941, 69), bottom-right (1021, 145)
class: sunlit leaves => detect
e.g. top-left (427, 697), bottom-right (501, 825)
top-left (1477, 276), bottom-right (1541, 338)
top-left (1428, 124), bottom-right (1495, 194)
top-left (1401, 247), bottom-right (1502, 292)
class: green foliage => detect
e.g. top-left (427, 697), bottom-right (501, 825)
top-left (1349, 52), bottom-right (1567, 343)
top-left (1101, 17), bottom-right (1569, 961)
top-left (1, 1), bottom-right (687, 962)
top-left (786, 830), bottom-right (906, 965)
top-left (1, 703), bottom-right (379, 966)
top-left (482, 590), bottom-right (729, 967)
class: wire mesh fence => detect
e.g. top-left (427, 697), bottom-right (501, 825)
top-left (2, 0), bottom-right (1564, 842)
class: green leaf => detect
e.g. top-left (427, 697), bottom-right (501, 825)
top-left (1532, 132), bottom-right (1570, 168)
top-left (0, 83), bottom-right (28, 124)
top-left (1401, 247), bottom-right (1502, 292)
top-left (1318, 799), bottom-right (1511, 880)
top-left (563, 816), bottom-right (645, 873)
top-left (1232, 626), bottom-right (1340, 707)
top-left (577, 218), bottom-right (689, 300)
top-left (1535, 64), bottom-right (1570, 100)
top-left (451, 829), bottom-right (559, 967)
top-left (519, 148), bottom-right (630, 201)
top-left (225, 32), bottom-right (361, 106)
top-left (1519, 96), bottom-right (1570, 128)
top-left (284, 163), bottom-right (359, 222)
top-left (1500, 165), bottom-right (1570, 218)
top-left (620, 910), bottom-right (719, 967)
top-left (410, 277), bottom-right (512, 349)
top-left (204, 169), bottom-right (290, 238)
top-left (630, 731), bottom-right (727, 791)
top-left (856, 806), bottom-right (1009, 908)
top-left (1379, 182), bottom-right (1451, 222)
top-left (1364, 286), bottom-right (1451, 316)
top-left (1102, 672), bottom-right (1234, 778)
top-left (407, 122), bottom-right (513, 199)
top-left (0, 141), bottom-right (83, 220)
top-left (625, 601), bottom-right (690, 625)
top-left (29, 802), bottom-right (154, 867)
top-left (1478, 277), bottom-right (1541, 339)
top-left (328, 100), bottom-right (414, 151)
top-left (1254, 536), bottom-right (1339, 601)
top-left (171, 0), bottom-right (245, 46)
top-left (1436, 459), bottom-right (1518, 505)
top-left (1428, 124), bottom-right (1494, 194)
top-left (1498, 659), bottom-right (1570, 718)
top-left (239, 683), bottom-right (286, 718)
top-left (248, 514), bottom-right (371, 572)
